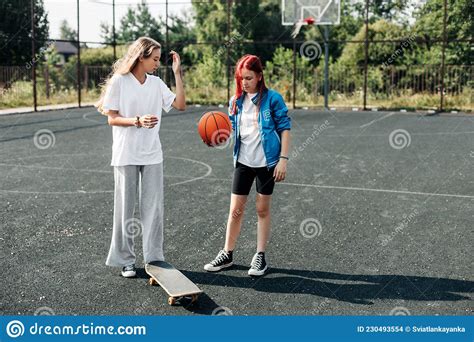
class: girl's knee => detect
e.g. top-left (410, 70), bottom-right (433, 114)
top-left (256, 207), bottom-right (270, 218)
top-left (230, 206), bottom-right (245, 219)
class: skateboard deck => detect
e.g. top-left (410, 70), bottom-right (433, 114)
top-left (145, 261), bottom-right (202, 305)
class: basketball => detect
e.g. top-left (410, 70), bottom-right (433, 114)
top-left (197, 111), bottom-right (232, 147)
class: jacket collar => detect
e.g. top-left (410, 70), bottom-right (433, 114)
top-left (236, 89), bottom-right (268, 108)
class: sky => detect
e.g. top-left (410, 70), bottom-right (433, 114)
top-left (44, 0), bottom-right (427, 44)
top-left (44, 0), bottom-right (192, 44)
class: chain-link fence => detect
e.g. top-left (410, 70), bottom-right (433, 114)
top-left (0, 0), bottom-right (472, 112)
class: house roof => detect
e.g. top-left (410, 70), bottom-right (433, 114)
top-left (53, 41), bottom-right (78, 55)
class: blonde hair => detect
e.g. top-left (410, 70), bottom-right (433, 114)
top-left (95, 37), bottom-right (161, 114)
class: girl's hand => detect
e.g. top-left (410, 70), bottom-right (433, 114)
top-left (140, 115), bottom-right (158, 129)
top-left (170, 50), bottom-right (181, 75)
top-left (273, 159), bottom-right (287, 182)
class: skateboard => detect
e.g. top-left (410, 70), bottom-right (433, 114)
top-left (145, 261), bottom-right (203, 306)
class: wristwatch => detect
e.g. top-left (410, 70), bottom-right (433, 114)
top-left (135, 116), bottom-right (141, 128)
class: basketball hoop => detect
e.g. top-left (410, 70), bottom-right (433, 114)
top-left (291, 17), bottom-right (315, 39)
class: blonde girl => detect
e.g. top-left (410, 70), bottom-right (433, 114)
top-left (96, 37), bottom-right (185, 277)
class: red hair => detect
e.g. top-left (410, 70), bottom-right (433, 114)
top-left (231, 54), bottom-right (267, 115)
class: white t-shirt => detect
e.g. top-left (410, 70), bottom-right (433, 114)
top-left (238, 92), bottom-right (267, 168)
top-left (102, 72), bottom-right (176, 166)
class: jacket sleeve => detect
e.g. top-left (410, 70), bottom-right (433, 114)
top-left (271, 92), bottom-right (291, 133)
top-left (228, 96), bottom-right (236, 132)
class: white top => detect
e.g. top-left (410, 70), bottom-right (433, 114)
top-left (238, 92), bottom-right (267, 168)
top-left (102, 73), bottom-right (176, 166)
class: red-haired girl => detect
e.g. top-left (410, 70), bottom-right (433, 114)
top-left (204, 54), bottom-right (291, 276)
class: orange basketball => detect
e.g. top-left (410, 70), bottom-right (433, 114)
top-left (198, 111), bottom-right (232, 147)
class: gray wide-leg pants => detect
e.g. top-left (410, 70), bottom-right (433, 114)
top-left (106, 163), bottom-right (164, 267)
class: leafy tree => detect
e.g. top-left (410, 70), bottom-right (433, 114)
top-left (350, 0), bottom-right (411, 23)
top-left (0, 0), bottom-right (49, 65)
top-left (100, 0), bottom-right (163, 44)
top-left (413, 0), bottom-right (473, 64)
top-left (59, 19), bottom-right (77, 42)
top-left (337, 19), bottom-right (412, 67)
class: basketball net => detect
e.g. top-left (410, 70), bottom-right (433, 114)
top-left (291, 17), bottom-right (315, 39)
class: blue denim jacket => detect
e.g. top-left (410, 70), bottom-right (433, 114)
top-left (228, 89), bottom-right (291, 168)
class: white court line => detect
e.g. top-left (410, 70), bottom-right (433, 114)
top-left (167, 156), bottom-right (212, 186)
top-left (359, 112), bottom-right (395, 129)
top-left (0, 162), bottom-right (199, 179)
top-left (82, 110), bottom-right (106, 124)
top-left (1, 155), bottom-right (471, 198)
top-left (0, 189), bottom-right (114, 194)
top-left (0, 156), bottom-right (213, 193)
top-left (280, 181), bottom-right (474, 199)
top-left (3, 177), bottom-right (472, 199)
top-left (319, 130), bottom-right (474, 138)
top-left (194, 177), bottom-right (474, 200)
top-left (161, 128), bottom-right (474, 137)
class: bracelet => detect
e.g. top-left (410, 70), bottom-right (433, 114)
top-left (280, 155), bottom-right (289, 160)
top-left (135, 115), bottom-right (141, 128)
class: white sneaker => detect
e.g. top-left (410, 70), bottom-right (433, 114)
top-left (121, 264), bottom-right (136, 278)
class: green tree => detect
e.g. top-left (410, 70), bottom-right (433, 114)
top-left (413, 0), bottom-right (473, 64)
top-left (351, 0), bottom-right (411, 23)
top-left (0, 0), bottom-right (49, 65)
top-left (188, 0), bottom-right (294, 65)
top-left (337, 19), bottom-right (414, 67)
top-left (100, 0), bottom-right (164, 44)
top-left (59, 19), bottom-right (77, 41)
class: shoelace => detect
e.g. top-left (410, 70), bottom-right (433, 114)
top-left (251, 255), bottom-right (263, 269)
top-left (124, 265), bottom-right (135, 271)
top-left (211, 251), bottom-right (228, 266)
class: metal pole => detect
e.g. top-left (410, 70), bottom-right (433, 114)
top-left (292, 40), bottom-right (297, 109)
top-left (76, 0), bottom-right (81, 107)
top-left (440, 0), bottom-right (447, 112)
top-left (324, 26), bottom-right (329, 109)
top-left (363, 0), bottom-right (369, 110)
top-left (165, 0), bottom-right (169, 83)
top-left (31, 0), bottom-right (37, 111)
top-left (113, 0), bottom-right (116, 60)
top-left (226, 0), bottom-right (231, 103)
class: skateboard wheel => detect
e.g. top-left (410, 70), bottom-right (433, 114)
top-left (168, 297), bottom-right (177, 306)
top-left (191, 294), bottom-right (198, 303)
top-left (148, 278), bottom-right (158, 286)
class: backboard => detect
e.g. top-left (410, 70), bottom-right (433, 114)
top-left (282, 0), bottom-right (341, 26)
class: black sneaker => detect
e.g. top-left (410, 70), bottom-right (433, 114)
top-left (121, 264), bottom-right (136, 278)
top-left (204, 250), bottom-right (233, 272)
top-left (248, 252), bottom-right (268, 276)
